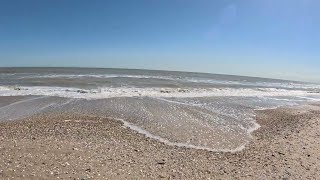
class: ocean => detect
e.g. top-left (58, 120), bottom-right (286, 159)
top-left (1, 67), bottom-right (319, 152)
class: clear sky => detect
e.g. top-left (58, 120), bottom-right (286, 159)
top-left (0, 0), bottom-right (319, 82)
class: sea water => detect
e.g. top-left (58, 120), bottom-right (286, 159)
top-left (0, 67), bottom-right (319, 152)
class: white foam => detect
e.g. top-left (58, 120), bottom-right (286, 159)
top-left (81, 114), bottom-right (247, 153)
top-left (0, 86), bottom-right (316, 99)
top-left (174, 77), bottom-right (320, 90)
top-left (296, 96), bottom-right (320, 101)
top-left (1, 85), bottom-right (318, 152)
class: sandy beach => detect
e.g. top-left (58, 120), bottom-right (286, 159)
top-left (0, 102), bottom-right (319, 179)
top-left (2, 0), bottom-right (320, 178)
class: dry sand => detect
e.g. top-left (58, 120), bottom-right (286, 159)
top-left (0, 104), bottom-right (319, 179)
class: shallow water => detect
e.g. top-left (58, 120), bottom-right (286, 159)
top-left (0, 68), bottom-right (319, 151)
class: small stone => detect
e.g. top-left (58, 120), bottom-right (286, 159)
top-left (157, 159), bottom-right (166, 165)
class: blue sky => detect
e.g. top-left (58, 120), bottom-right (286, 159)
top-left (0, 0), bottom-right (319, 82)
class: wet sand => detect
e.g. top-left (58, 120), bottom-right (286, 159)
top-left (0, 104), bottom-right (319, 179)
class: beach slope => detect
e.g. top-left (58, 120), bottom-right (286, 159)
top-left (0, 104), bottom-right (319, 179)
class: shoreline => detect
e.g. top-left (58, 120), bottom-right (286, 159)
top-left (0, 103), bottom-right (319, 179)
